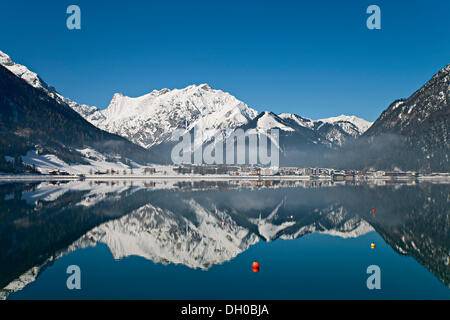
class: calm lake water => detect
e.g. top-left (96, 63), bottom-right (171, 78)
top-left (1, 179), bottom-right (449, 299)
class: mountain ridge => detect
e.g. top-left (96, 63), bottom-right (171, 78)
top-left (358, 63), bottom-right (450, 171)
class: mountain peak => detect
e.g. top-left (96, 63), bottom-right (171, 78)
top-left (0, 50), bottom-right (52, 92)
top-left (317, 115), bottom-right (373, 133)
top-left (198, 83), bottom-right (212, 90)
top-left (180, 83), bottom-right (213, 92)
top-left (259, 110), bottom-right (276, 117)
top-left (254, 111), bottom-right (295, 132)
top-left (0, 50), bottom-right (14, 66)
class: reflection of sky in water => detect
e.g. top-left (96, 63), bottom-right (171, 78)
top-left (1, 181), bottom-right (449, 299)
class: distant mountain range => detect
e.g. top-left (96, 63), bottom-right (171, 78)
top-left (0, 49), bottom-right (448, 172)
top-left (72, 84), bottom-right (371, 150)
top-left (232, 111), bottom-right (372, 166)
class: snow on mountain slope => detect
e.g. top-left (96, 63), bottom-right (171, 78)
top-left (277, 113), bottom-right (373, 146)
top-left (0, 50), bottom-right (105, 122)
top-left (0, 51), bottom-right (49, 90)
top-left (278, 113), bottom-right (372, 135)
top-left (98, 95), bottom-right (371, 149)
top-left (248, 112), bottom-right (371, 149)
top-left (317, 115), bottom-right (373, 134)
top-left (93, 84), bottom-right (258, 148)
top-left (254, 112), bottom-right (295, 132)
top-left (18, 148), bottom-right (140, 175)
top-left (278, 113), bottom-right (315, 129)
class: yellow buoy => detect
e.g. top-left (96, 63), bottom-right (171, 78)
top-left (371, 243), bottom-right (376, 249)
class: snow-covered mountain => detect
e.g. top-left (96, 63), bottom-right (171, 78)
top-left (227, 111), bottom-right (372, 166)
top-left (241, 111), bottom-right (372, 148)
top-left (92, 91), bottom-right (371, 150)
top-left (88, 84), bottom-right (259, 149)
top-left (67, 80), bottom-right (372, 152)
top-left (278, 113), bottom-right (372, 146)
top-left (317, 115), bottom-right (372, 134)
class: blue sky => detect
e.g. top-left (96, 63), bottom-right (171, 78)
top-left (0, 0), bottom-right (449, 121)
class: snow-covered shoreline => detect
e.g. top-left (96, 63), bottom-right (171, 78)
top-left (0, 174), bottom-right (313, 181)
top-left (1, 174), bottom-right (448, 182)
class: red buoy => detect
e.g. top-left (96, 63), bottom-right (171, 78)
top-left (372, 209), bottom-right (376, 214)
top-left (252, 261), bottom-right (260, 269)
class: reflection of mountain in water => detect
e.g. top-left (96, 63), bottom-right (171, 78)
top-left (366, 185), bottom-right (450, 287)
top-left (78, 202), bottom-right (260, 269)
top-left (0, 181), bottom-right (448, 298)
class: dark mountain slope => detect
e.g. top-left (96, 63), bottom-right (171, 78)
top-left (364, 64), bottom-right (449, 170)
top-left (334, 64), bottom-right (449, 172)
top-left (0, 65), bottom-right (162, 173)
